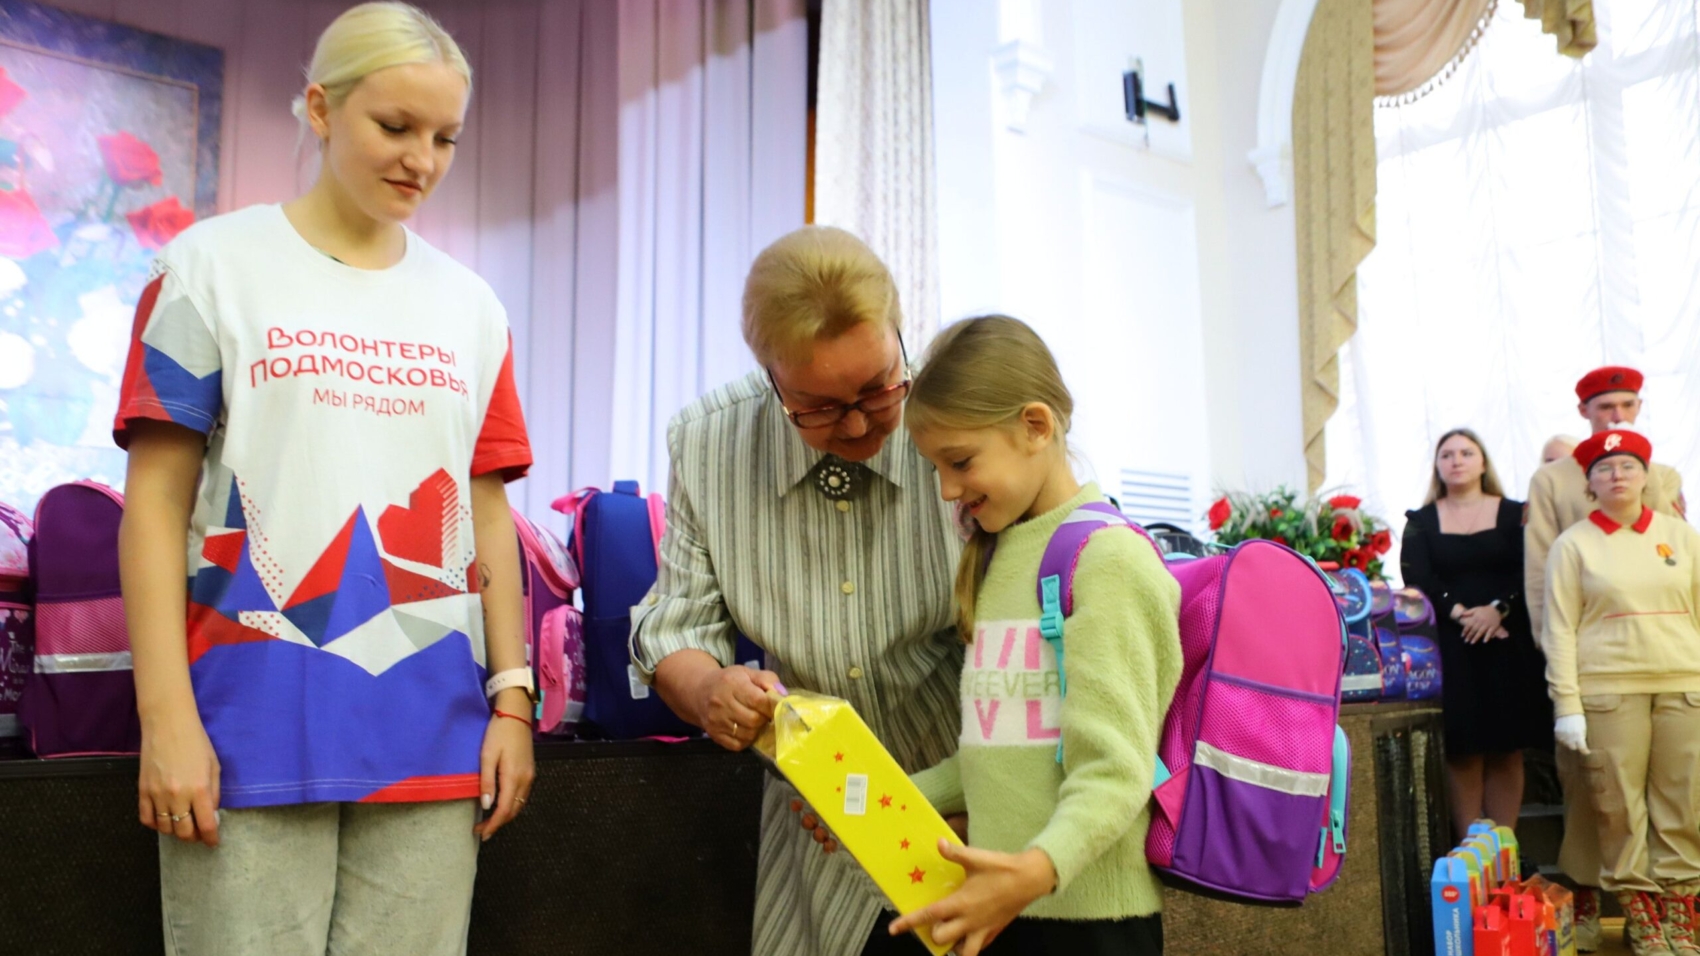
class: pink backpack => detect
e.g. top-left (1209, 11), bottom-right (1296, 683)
top-left (1039, 501), bottom-right (1350, 904)
top-left (19, 481), bottom-right (140, 757)
top-left (0, 502), bottom-right (33, 740)
top-left (511, 509), bottom-right (584, 736)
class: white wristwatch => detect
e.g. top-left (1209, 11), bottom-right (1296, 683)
top-left (485, 667), bottom-right (536, 701)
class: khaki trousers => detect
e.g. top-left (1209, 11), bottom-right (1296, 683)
top-left (159, 800), bottom-right (480, 956)
top-left (1581, 693), bottom-right (1700, 894)
top-left (1557, 743), bottom-right (1603, 886)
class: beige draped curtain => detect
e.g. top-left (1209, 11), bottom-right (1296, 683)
top-left (1375, 0), bottom-right (1496, 100)
top-left (1294, 0), bottom-right (1548, 490)
top-left (1516, 0), bottom-right (1597, 57)
top-left (1294, 0), bottom-right (1377, 492)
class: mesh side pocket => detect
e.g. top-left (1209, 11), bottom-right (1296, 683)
top-left (1199, 680), bottom-right (1334, 774)
top-left (35, 598), bottom-right (128, 656)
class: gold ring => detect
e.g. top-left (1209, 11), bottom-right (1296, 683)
top-left (515, 797), bottom-right (527, 806)
top-left (732, 722), bottom-right (740, 736)
top-left (170, 812), bottom-right (189, 823)
top-left (156, 811), bottom-right (172, 819)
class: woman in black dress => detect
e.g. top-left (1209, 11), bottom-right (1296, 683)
top-left (1401, 428), bottom-right (1554, 841)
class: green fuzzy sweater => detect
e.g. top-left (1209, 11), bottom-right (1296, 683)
top-left (911, 483), bottom-right (1183, 920)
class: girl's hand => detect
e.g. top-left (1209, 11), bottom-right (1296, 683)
top-left (137, 709), bottom-right (222, 847)
top-left (474, 690), bottom-right (536, 842)
top-left (888, 841), bottom-right (1056, 956)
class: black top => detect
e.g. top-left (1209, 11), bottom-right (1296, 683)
top-left (1401, 498), bottom-right (1553, 755)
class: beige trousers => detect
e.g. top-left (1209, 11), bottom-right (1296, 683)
top-left (1557, 743), bottom-right (1603, 886)
top-left (159, 800), bottom-right (480, 956)
top-left (1582, 693), bottom-right (1700, 895)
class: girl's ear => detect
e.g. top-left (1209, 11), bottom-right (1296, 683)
top-left (1019, 402), bottom-right (1056, 450)
top-left (304, 84), bottom-right (333, 144)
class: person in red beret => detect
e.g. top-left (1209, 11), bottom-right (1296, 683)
top-left (1526, 367), bottom-right (1687, 951)
top-left (1544, 429), bottom-right (1700, 956)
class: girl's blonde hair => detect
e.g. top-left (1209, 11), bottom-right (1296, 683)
top-left (906, 315), bottom-right (1074, 642)
top-left (1423, 427), bottom-right (1507, 505)
top-left (292, 3), bottom-right (471, 129)
top-left (742, 226), bottom-right (902, 367)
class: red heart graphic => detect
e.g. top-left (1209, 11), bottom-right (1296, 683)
top-left (378, 469), bottom-right (457, 568)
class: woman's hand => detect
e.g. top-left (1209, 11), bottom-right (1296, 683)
top-left (1458, 605), bottom-right (1504, 643)
top-left (887, 842), bottom-right (1056, 956)
top-left (138, 708), bottom-right (222, 847)
top-left (695, 664), bottom-right (783, 751)
top-left (474, 688), bottom-right (536, 842)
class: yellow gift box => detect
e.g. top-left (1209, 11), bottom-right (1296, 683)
top-left (756, 691), bottom-right (966, 956)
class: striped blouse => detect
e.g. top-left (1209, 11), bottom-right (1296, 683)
top-left (631, 370), bottom-right (964, 956)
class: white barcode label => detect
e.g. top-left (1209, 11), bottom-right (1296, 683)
top-left (628, 664), bottom-right (651, 699)
top-left (843, 773), bottom-right (869, 816)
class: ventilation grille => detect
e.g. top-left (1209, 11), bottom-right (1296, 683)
top-left (1118, 469), bottom-right (1196, 532)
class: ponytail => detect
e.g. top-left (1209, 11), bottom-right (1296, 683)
top-left (953, 525), bottom-right (995, 643)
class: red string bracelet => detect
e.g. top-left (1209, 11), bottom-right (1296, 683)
top-left (492, 709), bottom-right (532, 726)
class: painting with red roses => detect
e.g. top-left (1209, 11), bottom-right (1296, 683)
top-left (0, 0), bottom-right (221, 512)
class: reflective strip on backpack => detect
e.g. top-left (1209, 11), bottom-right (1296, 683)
top-left (34, 652), bottom-right (132, 673)
top-left (1193, 741), bottom-right (1331, 797)
top-left (1339, 673), bottom-right (1382, 693)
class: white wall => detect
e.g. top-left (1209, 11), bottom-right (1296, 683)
top-left (931, 0), bottom-right (1308, 520)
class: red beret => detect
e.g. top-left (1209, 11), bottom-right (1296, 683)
top-left (1575, 366), bottom-right (1644, 403)
top-left (1574, 428), bottom-right (1653, 472)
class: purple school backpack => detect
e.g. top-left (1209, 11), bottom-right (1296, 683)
top-left (512, 508), bottom-right (585, 736)
top-left (1392, 587), bottom-right (1442, 701)
top-left (19, 481), bottom-right (141, 757)
top-left (0, 502), bottom-right (33, 740)
top-left (1040, 502), bottom-right (1350, 904)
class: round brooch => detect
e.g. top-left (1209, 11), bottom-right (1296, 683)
top-left (817, 460), bottom-right (857, 500)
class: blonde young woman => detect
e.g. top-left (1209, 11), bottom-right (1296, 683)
top-left (115, 5), bottom-right (534, 953)
top-left (1546, 429), bottom-right (1700, 956)
top-left (1399, 429), bottom-right (1551, 843)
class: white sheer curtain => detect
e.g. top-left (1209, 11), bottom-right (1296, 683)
top-left (1326, 0), bottom-right (1700, 580)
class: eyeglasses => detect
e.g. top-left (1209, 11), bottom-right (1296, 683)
top-left (768, 335), bottom-right (911, 430)
top-left (1592, 458), bottom-right (1646, 478)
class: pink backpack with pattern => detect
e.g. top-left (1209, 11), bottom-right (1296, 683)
top-left (19, 481), bottom-right (140, 757)
top-left (511, 508), bottom-right (584, 736)
top-left (1039, 501), bottom-right (1351, 904)
top-left (0, 502), bottom-right (33, 740)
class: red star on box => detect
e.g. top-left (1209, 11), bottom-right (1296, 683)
top-left (909, 867), bottom-right (926, 884)
top-left (900, 838), bottom-right (910, 850)
top-left (879, 794), bottom-right (893, 809)
top-left (834, 752), bottom-right (844, 762)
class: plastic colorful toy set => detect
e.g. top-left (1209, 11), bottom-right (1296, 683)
top-left (1431, 820), bottom-right (1574, 956)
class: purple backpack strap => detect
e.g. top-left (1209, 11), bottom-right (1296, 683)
top-left (1034, 501), bottom-right (1160, 763)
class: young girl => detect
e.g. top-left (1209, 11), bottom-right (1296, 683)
top-left (115, 5), bottom-right (535, 954)
top-left (894, 315), bottom-right (1182, 956)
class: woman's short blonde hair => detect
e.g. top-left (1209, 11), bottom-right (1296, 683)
top-left (742, 226), bottom-right (902, 367)
top-left (292, 2), bottom-right (471, 125)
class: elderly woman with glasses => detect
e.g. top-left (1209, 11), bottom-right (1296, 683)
top-left (1545, 428), bottom-right (1700, 956)
top-left (630, 226), bottom-right (964, 956)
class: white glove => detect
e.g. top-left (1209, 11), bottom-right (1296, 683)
top-left (1555, 714), bottom-right (1589, 754)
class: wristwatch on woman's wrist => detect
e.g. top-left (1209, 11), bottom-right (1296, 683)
top-left (1489, 599), bottom-right (1510, 616)
top-left (485, 667), bottom-right (536, 702)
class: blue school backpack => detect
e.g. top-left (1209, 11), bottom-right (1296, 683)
top-left (553, 482), bottom-right (762, 739)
